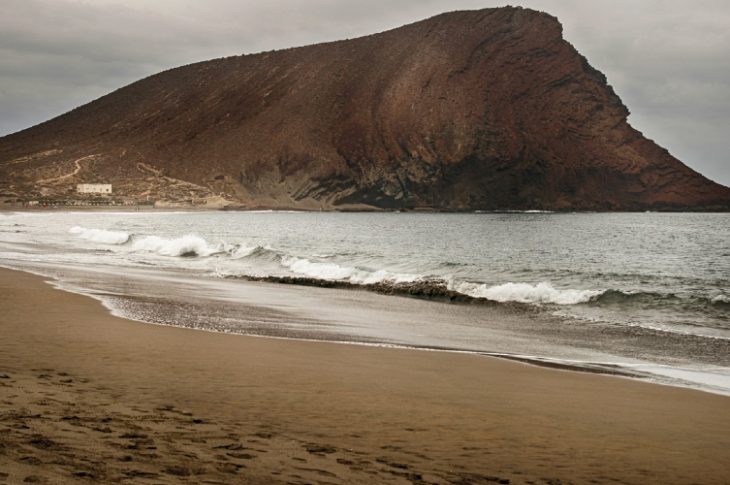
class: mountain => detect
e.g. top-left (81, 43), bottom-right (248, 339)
top-left (1, 7), bottom-right (729, 210)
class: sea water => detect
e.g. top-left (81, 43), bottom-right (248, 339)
top-left (1, 210), bottom-right (728, 393)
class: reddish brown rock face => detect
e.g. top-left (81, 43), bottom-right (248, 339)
top-left (1, 7), bottom-right (728, 210)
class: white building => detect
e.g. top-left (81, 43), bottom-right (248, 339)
top-left (77, 184), bottom-right (112, 194)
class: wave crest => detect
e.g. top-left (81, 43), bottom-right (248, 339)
top-left (451, 281), bottom-right (602, 305)
top-left (711, 295), bottom-right (730, 306)
top-left (280, 255), bottom-right (419, 285)
top-left (69, 226), bottom-right (130, 245)
top-left (67, 228), bottom-right (719, 313)
top-left (130, 234), bottom-right (222, 257)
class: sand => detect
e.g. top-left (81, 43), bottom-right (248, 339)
top-left (0, 267), bottom-right (728, 484)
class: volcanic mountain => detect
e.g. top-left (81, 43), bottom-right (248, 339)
top-left (1, 7), bottom-right (729, 210)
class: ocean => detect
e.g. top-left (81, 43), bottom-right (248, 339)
top-left (1, 210), bottom-right (728, 394)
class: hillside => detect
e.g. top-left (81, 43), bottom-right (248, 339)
top-left (1, 6), bottom-right (729, 210)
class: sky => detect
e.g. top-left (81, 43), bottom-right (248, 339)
top-left (1, 0), bottom-right (728, 186)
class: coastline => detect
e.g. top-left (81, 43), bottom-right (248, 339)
top-left (1, 267), bottom-right (729, 483)
top-left (14, 259), bottom-right (730, 395)
top-left (3, 206), bottom-right (730, 214)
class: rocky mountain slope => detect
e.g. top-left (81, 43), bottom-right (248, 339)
top-left (1, 7), bottom-right (729, 210)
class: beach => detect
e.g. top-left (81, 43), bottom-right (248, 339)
top-left (1, 267), bottom-right (729, 484)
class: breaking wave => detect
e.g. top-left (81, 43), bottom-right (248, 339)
top-left (451, 281), bottom-right (602, 305)
top-left (69, 226), bottom-right (130, 245)
top-left (280, 256), bottom-right (418, 285)
top-left (65, 227), bottom-right (728, 313)
top-left (710, 295), bottom-right (730, 307)
top-left (230, 245), bottom-right (282, 261)
top-left (129, 234), bottom-right (224, 257)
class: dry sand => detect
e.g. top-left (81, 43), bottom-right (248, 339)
top-left (0, 267), bottom-right (728, 484)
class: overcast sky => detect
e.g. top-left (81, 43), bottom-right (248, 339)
top-left (1, 0), bottom-right (728, 186)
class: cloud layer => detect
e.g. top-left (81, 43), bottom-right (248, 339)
top-left (1, 0), bottom-right (728, 185)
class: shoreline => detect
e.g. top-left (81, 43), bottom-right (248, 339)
top-left (9, 260), bottom-right (730, 397)
top-left (3, 206), bottom-right (730, 214)
top-left (37, 264), bottom-right (660, 382)
top-left (1, 266), bottom-right (729, 483)
top-left (32, 264), bottom-right (708, 390)
top-left (28, 264), bottom-right (730, 396)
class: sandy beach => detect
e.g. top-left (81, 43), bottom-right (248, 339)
top-left (0, 267), bottom-right (728, 484)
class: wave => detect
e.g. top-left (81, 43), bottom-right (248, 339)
top-left (223, 274), bottom-right (481, 303)
top-left (494, 210), bottom-right (555, 214)
top-left (710, 295), bottom-right (730, 307)
top-left (227, 244), bottom-right (271, 260)
top-left (69, 226), bottom-right (130, 245)
top-left (590, 289), bottom-right (730, 309)
top-left (219, 275), bottom-right (621, 309)
top-left (239, 245), bottom-right (284, 261)
top-left (280, 255), bottom-right (418, 285)
top-left (129, 234), bottom-right (224, 257)
top-left (68, 225), bottom-right (277, 260)
top-left (450, 281), bottom-right (602, 305)
top-left (590, 289), bottom-right (676, 305)
top-left (64, 227), bottom-right (728, 313)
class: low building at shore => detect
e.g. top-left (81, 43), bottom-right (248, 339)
top-left (77, 183), bottom-right (112, 194)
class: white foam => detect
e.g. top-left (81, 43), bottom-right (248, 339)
top-left (453, 281), bottom-right (602, 305)
top-left (282, 256), bottom-right (355, 280)
top-left (280, 256), bottom-right (419, 285)
top-left (130, 234), bottom-right (221, 257)
top-left (711, 295), bottom-right (729, 304)
top-left (625, 363), bottom-right (730, 396)
top-left (349, 269), bottom-right (419, 285)
top-left (69, 226), bottom-right (130, 245)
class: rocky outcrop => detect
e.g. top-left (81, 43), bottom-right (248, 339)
top-left (1, 7), bottom-right (728, 210)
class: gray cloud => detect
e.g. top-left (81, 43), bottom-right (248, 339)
top-left (1, 0), bottom-right (728, 186)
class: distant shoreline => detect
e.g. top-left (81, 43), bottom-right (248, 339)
top-left (3, 205), bottom-right (730, 214)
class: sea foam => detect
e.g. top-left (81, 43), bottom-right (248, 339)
top-left (66, 227), bottom-right (607, 306)
top-left (282, 256), bottom-right (355, 280)
top-left (69, 226), bottom-right (130, 245)
top-left (130, 234), bottom-right (222, 257)
top-left (281, 255), bottom-right (419, 285)
top-left (452, 281), bottom-right (602, 305)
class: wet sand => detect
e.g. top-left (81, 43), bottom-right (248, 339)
top-left (0, 267), bottom-right (728, 484)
